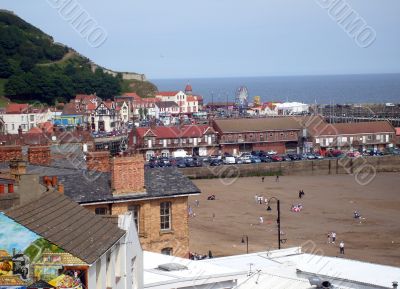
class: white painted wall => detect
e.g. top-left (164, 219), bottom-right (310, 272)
top-left (1, 109), bottom-right (52, 134)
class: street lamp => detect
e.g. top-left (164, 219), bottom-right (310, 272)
top-left (266, 197), bottom-right (282, 249)
top-left (241, 235), bottom-right (249, 254)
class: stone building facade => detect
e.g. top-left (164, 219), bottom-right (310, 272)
top-left (76, 154), bottom-right (199, 258)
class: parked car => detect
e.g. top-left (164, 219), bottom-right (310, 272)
top-left (235, 157), bottom-right (244, 164)
top-left (250, 156), bottom-right (262, 163)
top-left (304, 153), bottom-right (316, 160)
top-left (240, 155), bottom-right (252, 163)
top-left (314, 153), bottom-right (324, 159)
top-left (223, 156), bottom-right (236, 164)
top-left (282, 155), bottom-right (291, 162)
top-left (260, 155), bottom-right (272, 163)
top-left (287, 154), bottom-right (299, 161)
top-left (271, 155), bottom-right (283, 162)
top-left (210, 159), bottom-right (223, 166)
top-left (193, 158), bottom-right (203, 167)
top-left (176, 159), bottom-right (187, 168)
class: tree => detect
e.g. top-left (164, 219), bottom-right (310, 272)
top-left (0, 53), bottom-right (12, 78)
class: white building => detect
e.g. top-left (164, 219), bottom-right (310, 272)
top-left (156, 91), bottom-right (188, 114)
top-left (143, 251), bottom-right (241, 289)
top-left (202, 247), bottom-right (400, 289)
top-left (1, 103), bottom-right (53, 134)
top-left (90, 101), bottom-right (121, 132)
top-left (276, 102), bottom-right (310, 115)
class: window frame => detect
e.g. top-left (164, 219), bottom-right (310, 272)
top-left (160, 201), bottom-right (172, 231)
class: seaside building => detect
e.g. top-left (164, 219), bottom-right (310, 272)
top-left (311, 120), bottom-right (396, 153)
top-left (131, 125), bottom-right (218, 159)
top-left (1, 103), bottom-right (53, 134)
top-left (213, 118), bottom-right (302, 155)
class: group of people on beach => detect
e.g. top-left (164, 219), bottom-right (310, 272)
top-left (327, 231), bottom-right (345, 254)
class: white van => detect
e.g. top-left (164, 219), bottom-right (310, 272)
top-left (223, 156), bottom-right (236, 164)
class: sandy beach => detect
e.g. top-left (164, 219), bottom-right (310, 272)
top-left (189, 172), bottom-right (400, 266)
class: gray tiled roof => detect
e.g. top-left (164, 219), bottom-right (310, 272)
top-left (60, 167), bottom-right (201, 204)
top-left (5, 191), bottom-right (125, 265)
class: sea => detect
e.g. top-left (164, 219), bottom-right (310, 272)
top-left (151, 73), bottom-right (400, 105)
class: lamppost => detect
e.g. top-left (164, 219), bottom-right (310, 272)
top-left (266, 197), bottom-right (282, 249)
top-left (241, 235), bottom-right (249, 254)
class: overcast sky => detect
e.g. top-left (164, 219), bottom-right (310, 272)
top-left (1, 0), bottom-right (399, 79)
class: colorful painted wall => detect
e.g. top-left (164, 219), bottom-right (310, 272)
top-left (0, 213), bottom-right (87, 289)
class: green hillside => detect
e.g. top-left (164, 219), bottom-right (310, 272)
top-left (0, 10), bottom-right (157, 105)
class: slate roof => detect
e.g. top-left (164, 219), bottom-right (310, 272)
top-left (213, 117), bottom-right (303, 133)
top-left (0, 162), bottom-right (200, 204)
top-left (5, 191), bottom-right (125, 265)
top-left (135, 125), bottom-right (213, 139)
top-left (332, 121), bottom-right (395, 135)
top-left (156, 101), bottom-right (179, 108)
top-left (59, 167), bottom-right (201, 204)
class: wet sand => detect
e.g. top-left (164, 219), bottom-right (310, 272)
top-left (189, 173), bottom-right (400, 266)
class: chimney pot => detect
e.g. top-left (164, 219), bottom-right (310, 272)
top-left (51, 176), bottom-right (58, 187)
top-left (57, 183), bottom-right (64, 194)
top-left (8, 183), bottom-right (14, 194)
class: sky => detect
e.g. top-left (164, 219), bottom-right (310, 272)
top-left (0, 0), bottom-right (399, 79)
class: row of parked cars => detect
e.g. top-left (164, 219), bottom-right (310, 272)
top-left (146, 148), bottom-right (400, 169)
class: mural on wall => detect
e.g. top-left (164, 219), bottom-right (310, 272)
top-left (0, 213), bottom-right (87, 289)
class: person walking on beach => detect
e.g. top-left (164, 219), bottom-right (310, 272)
top-left (331, 232), bottom-right (336, 244)
top-left (195, 199), bottom-right (199, 207)
top-left (262, 176), bottom-right (265, 182)
top-left (327, 232), bottom-right (331, 244)
top-left (339, 241), bottom-right (345, 254)
top-left (276, 175), bottom-right (279, 182)
top-left (259, 216), bottom-right (264, 224)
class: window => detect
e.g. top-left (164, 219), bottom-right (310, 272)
top-left (159, 139), bottom-right (163, 145)
top-left (95, 207), bottom-right (108, 215)
top-left (269, 133), bottom-right (273, 137)
top-left (174, 139), bottom-right (179, 144)
top-left (367, 135), bottom-right (373, 140)
top-left (161, 247), bottom-right (173, 256)
top-left (128, 205), bottom-right (140, 231)
top-left (160, 202), bottom-right (171, 230)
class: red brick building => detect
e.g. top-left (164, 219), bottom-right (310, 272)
top-left (212, 118), bottom-right (302, 155)
top-left (312, 121), bottom-right (396, 153)
top-left (131, 125), bottom-right (218, 159)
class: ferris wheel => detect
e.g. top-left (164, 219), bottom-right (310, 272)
top-left (235, 86), bottom-right (248, 108)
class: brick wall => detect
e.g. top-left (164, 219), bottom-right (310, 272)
top-left (111, 155), bottom-right (145, 194)
top-left (86, 151), bottom-right (110, 172)
top-left (0, 146), bottom-right (23, 162)
top-left (84, 196), bottom-right (190, 258)
top-left (110, 197), bottom-right (189, 258)
top-left (28, 146), bottom-right (51, 166)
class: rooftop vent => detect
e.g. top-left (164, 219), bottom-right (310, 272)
top-left (157, 263), bottom-right (188, 272)
top-left (309, 277), bottom-right (332, 289)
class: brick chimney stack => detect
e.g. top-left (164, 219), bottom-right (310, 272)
top-left (0, 146), bottom-right (23, 162)
top-left (28, 146), bottom-right (51, 166)
top-left (111, 155), bottom-right (145, 195)
top-left (9, 160), bottom-right (27, 178)
top-left (86, 151), bottom-right (111, 172)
